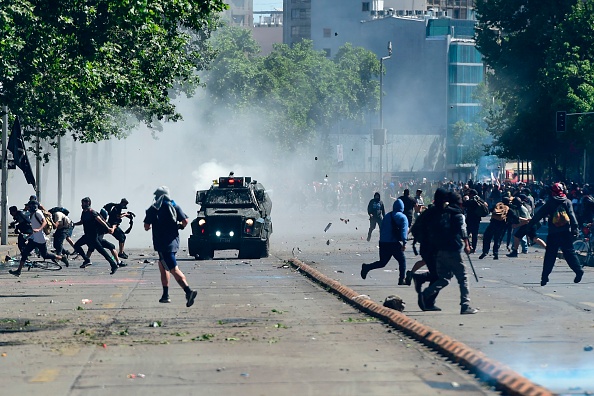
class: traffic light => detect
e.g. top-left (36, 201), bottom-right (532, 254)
top-left (556, 111), bottom-right (566, 133)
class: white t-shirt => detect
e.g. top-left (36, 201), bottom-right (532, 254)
top-left (30, 209), bottom-right (48, 244)
top-left (53, 211), bottom-right (71, 229)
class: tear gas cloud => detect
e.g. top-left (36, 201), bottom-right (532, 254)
top-left (7, 95), bottom-right (332, 249)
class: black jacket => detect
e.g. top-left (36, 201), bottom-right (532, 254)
top-left (529, 196), bottom-right (577, 235)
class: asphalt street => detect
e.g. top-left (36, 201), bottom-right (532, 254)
top-left (0, 231), bottom-right (494, 395)
top-left (0, 209), bottom-right (592, 395)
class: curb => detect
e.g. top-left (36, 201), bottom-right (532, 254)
top-left (288, 257), bottom-right (553, 396)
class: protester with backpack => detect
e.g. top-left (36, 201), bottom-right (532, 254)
top-left (526, 183), bottom-right (584, 286)
top-left (72, 197), bottom-right (120, 274)
top-left (104, 198), bottom-right (133, 259)
top-left (463, 189), bottom-right (488, 253)
top-left (419, 191), bottom-right (478, 315)
top-left (50, 207), bottom-right (75, 256)
top-left (405, 188), bottom-right (449, 311)
top-left (366, 192), bottom-right (385, 242)
top-left (506, 195), bottom-right (547, 257)
top-left (9, 200), bottom-right (69, 277)
top-left (361, 198), bottom-right (409, 285)
top-left (478, 199), bottom-right (509, 260)
top-left (144, 186), bottom-right (197, 307)
top-left (9, 205), bottom-right (33, 253)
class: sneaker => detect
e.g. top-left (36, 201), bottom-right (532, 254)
top-left (423, 305), bottom-right (442, 311)
top-left (574, 271), bottom-right (584, 284)
top-left (506, 250), bottom-right (518, 258)
top-left (80, 261), bottom-right (92, 269)
top-left (398, 278), bottom-right (405, 285)
top-left (360, 264), bottom-right (369, 280)
top-left (186, 290), bottom-right (198, 307)
top-left (470, 249), bottom-right (476, 254)
top-left (522, 250), bottom-right (528, 254)
top-left (404, 270), bottom-right (413, 286)
top-left (159, 296), bottom-right (171, 303)
top-left (493, 254), bottom-right (498, 260)
top-left (9, 269), bottom-right (21, 277)
top-left (117, 261), bottom-right (128, 267)
top-left (460, 305), bottom-right (478, 315)
top-left (60, 255), bottom-right (69, 267)
top-left (119, 252), bottom-right (129, 259)
top-left (541, 277), bottom-right (549, 286)
top-left (366, 235), bottom-right (371, 242)
top-left (110, 264), bottom-right (118, 275)
top-left (478, 253), bottom-right (487, 259)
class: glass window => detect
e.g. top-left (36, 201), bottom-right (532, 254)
top-left (362, 2), bottom-right (370, 12)
top-left (449, 65), bottom-right (483, 84)
top-left (323, 28), bottom-right (331, 38)
top-left (324, 48), bottom-right (331, 57)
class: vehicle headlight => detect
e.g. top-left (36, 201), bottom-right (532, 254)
top-left (229, 231), bottom-right (234, 237)
top-left (245, 219), bottom-right (254, 226)
top-left (215, 231), bottom-right (221, 237)
top-left (198, 219), bottom-right (206, 226)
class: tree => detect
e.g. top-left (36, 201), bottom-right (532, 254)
top-left (202, 32), bottom-right (380, 155)
top-left (0, 0), bottom-right (228, 149)
top-left (475, 0), bottom-right (579, 179)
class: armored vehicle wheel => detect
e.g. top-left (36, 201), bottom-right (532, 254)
top-left (260, 239), bottom-right (270, 258)
top-left (197, 246), bottom-right (214, 260)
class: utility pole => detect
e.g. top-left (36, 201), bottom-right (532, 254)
top-left (378, 41), bottom-right (392, 188)
top-left (1, 106), bottom-right (7, 245)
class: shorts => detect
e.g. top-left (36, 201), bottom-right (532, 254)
top-left (514, 224), bottom-right (537, 240)
top-left (158, 251), bottom-right (178, 271)
top-left (112, 226), bottom-right (126, 243)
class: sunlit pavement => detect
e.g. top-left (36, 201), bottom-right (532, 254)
top-left (0, 238), bottom-right (496, 395)
top-left (273, 212), bottom-right (594, 395)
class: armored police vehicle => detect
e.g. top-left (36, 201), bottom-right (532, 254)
top-left (188, 176), bottom-right (272, 260)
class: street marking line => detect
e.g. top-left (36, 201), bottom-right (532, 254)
top-left (102, 303), bottom-right (117, 308)
top-left (580, 302), bottom-right (594, 308)
top-left (30, 369), bottom-right (59, 382)
top-left (110, 293), bottom-right (123, 298)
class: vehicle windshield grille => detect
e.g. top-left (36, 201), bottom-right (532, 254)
top-left (206, 190), bottom-right (254, 206)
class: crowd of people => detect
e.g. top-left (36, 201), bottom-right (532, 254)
top-left (360, 179), bottom-right (591, 315)
top-left (7, 187), bottom-right (197, 307)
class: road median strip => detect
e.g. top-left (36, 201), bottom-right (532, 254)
top-left (288, 257), bottom-right (553, 396)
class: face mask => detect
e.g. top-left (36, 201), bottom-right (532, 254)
top-left (82, 203), bottom-right (90, 210)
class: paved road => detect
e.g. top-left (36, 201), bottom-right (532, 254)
top-left (1, 208), bottom-right (593, 395)
top-left (0, 235), bottom-right (494, 395)
top-left (274, 211), bottom-right (594, 395)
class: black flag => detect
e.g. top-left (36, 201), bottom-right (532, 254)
top-left (7, 117), bottom-right (36, 188)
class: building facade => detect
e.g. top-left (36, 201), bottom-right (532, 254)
top-left (283, 0), bottom-right (483, 180)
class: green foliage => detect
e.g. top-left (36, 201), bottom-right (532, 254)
top-left (203, 28), bottom-right (380, 154)
top-left (0, 0), bottom-right (228, 151)
top-left (475, 0), bottom-right (594, 179)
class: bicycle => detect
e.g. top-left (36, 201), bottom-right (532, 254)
top-left (572, 224), bottom-right (594, 267)
top-left (5, 256), bottom-right (63, 272)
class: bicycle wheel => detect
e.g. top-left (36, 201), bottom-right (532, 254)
top-left (573, 240), bottom-right (588, 267)
top-left (32, 260), bottom-right (62, 271)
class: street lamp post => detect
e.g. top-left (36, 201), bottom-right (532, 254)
top-left (379, 41), bottom-right (392, 188)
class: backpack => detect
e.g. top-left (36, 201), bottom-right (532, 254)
top-left (491, 202), bottom-right (508, 222)
top-left (474, 197), bottom-right (490, 217)
top-left (49, 206), bottom-right (70, 216)
top-left (103, 202), bottom-right (117, 215)
top-left (551, 203), bottom-right (570, 227)
top-left (35, 210), bottom-right (55, 235)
